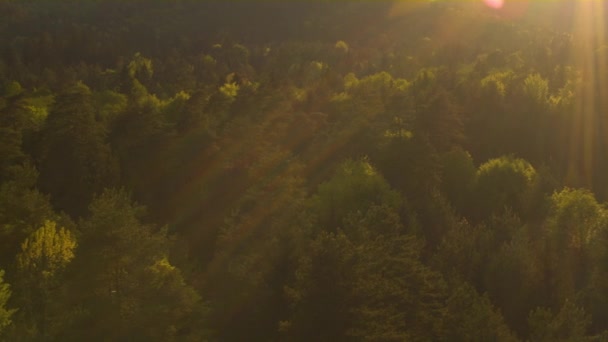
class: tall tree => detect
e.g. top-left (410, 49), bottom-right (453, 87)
top-left (442, 282), bottom-right (518, 342)
top-left (0, 163), bottom-right (60, 270)
top-left (37, 82), bottom-right (119, 217)
top-left (438, 148), bottom-right (477, 217)
top-left (60, 188), bottom-right (206, 341)
top-left (544, 188), bottom-right (606, 306)
top-left (12, 220), bottom-right (76, 340)
top-left (206, 159), bottom-right (306, 342)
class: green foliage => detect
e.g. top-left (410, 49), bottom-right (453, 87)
top-left (439, 148), bottom-right (477, 215)
top-left (0, 163), bottom-right (59, 267)
top-left (12, 220), bottom-right (76, 340)
top-left (285, 229), bottom-right (446, 341)
top-left (94, 90), bottom-right (128, 125)
top-left (38, 82), bottom-right (119, 216)
top-left (0, 127), bottom-right (26, 180)
top-left (483, 220), bottom-right (545, 335)
top-left (547, 188), bottom-right (606, 250)
top-left (522, 73), bottom-right (549, 106)
top-left (433, 220), bottom-right (493, 288)
top-left (476, 156), bottom-right (537, 219)
top-left (133, 257), bottom-right (207, 341)
top-left (0, 270), bottom-right (15, 335)
top-left (206, 162), bottom-right (306, 341)
top-left (284, 231), bottom-right (357, 341)
top-left (219, 82), bottom-right (239, 99)
top-left (528, 300), bottom-right (592, 342)
top-left (127, 52), bottom-right (154, 81)
top-left (480, 71), bottom-right (513, 99)
top-left (544, 188), bottom-right (607, 302)
top-left (414, 87), bottom-right (464, 152)
top-left (442, 282), bottom-right (517, 342)
top-left (3, 81), bottom-right (22, 98)
top-left (61, 188), bottom-right (205, 340)
top-left (349, 233), bottom-right (447, 341)
top-left (311, 159), bottom-right (401, 232)
top-left (3, 2), bottom-right (608, 340)
top-left (335, 40), bottom-right (349, 53)
top-left (17, 220), bottom-right (76, 279)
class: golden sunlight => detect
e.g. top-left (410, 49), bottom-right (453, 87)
top-left (570, 0), bottom-right (607, 189)
top-left (484, 0), bottom-right (505, 9)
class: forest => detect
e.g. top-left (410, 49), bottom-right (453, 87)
top-left (1, 0), bottom-right (608, 340)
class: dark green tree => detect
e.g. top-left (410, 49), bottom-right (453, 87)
top-left (441, 282), bottom-right (517, 342)
top-left (438, 148), bottom-right (477, 217)
top-left (60, 188), bottom-right (206, 341)
top-left (528, 300), bottom-right (594, 342)
top-left (37, 82), bottom-right (119, 217)
top-left (544, 188), bottom-right (606, 306)
top-left (0, 163), bottom-right (60, 269)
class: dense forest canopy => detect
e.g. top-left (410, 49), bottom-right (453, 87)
top-left (2, 0), bottom-right (608, 340)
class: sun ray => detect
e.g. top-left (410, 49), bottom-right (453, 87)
top-left (569, 0), bottom-right (606, 189)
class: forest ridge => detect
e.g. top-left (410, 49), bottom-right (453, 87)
top-left (1, 1), bottom-right (608, 341)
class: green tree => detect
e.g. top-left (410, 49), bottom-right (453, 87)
top-left (375, 133), bottom-right (441, 209)
top-left (512, 73), bottom-right (552, 163)
top-left (37, 82), bottom-right (119, 216)
top-left (0, 163), bottom-right (59, 269)
top-left (0, 127), bottom-right (25, 182)
top-left (442, 282), bottom-right (517, 342)
top-left (283, 231), bottom-right (357, 341)
top-left (349, 233), bottom-right (447, 341)
top-left (61, 188), bottom-right (205, 341)
top-left (433, 219), bottom-right (495, 290)
top-left (544, 188), bottom-right (606, 305)
top-left (17, 220), bottom-right (76, 278)
top-left (3, 81), bottom-right (23, 98)
top-left (0, 91), bottom-right (32, 182)
top-left (483, 221), bottom-right (545, 336)
top-left (439, 148), bottom-right (477, 216)
top-left (285, 205), bottom-right (447, 341)
top-left (13, 220), bottom-right (76, 340)
top-left (310, 158), bottom-right (402, 233)
top-left (109, 83), bottom-right (171, 210)
top-left (414, 88), bottom-right (464, 152)
top-left (528, 300), bottom-right (593, 342)
top-left (122, 52), bottom-right (154, 94)
top-left (0, 270), bottom-right (15, 335)
top-left (206, 159), bottom-right (306, 341)
top-left (522, 73), bottom-right (549, 108)
top-left (475, 156), bottom-right (537, 220)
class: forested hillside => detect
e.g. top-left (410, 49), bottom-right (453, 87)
top-left (2, 1), bottom-right (608, 340)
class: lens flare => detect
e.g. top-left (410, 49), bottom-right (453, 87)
top-left (484, 0), bottom-right (504, 10)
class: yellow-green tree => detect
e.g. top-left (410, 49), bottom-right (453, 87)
top-left (14, 220), bottom-right (76, 340)
top-left (0, 270), bottom-right (15, 336)
top-left (475, 156), bottom-right (537, 220)
top-left (0, 163), bottom-right (59, 270)
top-left (17, 220), bottom-right (76, 278)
